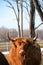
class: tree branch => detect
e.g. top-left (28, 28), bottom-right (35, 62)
top-left (23, 0), bottom-right (30, 7)
top-left (4, 0), bottom-right (18, 22)
top-left (33, 0), bottom-right (43, 21)
top-left (35, 22), bottom-right (43, 30)
top-left (25, 1), bottom-right (30, 17)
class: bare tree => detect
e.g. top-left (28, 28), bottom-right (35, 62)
top-left (16, 0), bottom-right (21, 37)
top-left (25, 0), bottom-right (43, 37)
top-left (23, 0), bottom-right (30, 17)
top-left (3, 0), bottom-right (43, 38)
top-left (4, 0), bottom-right (21, 37)
top-left (20, 0), bottom-right (23, 37)
top-left (33, 0), bottom-right (43, 21)
top-left (30, 0), bottom-right (35, 37)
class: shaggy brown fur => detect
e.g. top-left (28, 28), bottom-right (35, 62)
top-left (0, 52), bottom-right (9, 65)
top-left (8, 38), bottom-right (41, 65)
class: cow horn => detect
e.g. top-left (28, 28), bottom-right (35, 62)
top-left (33, 33), bottom-right (38, 41)
top-left (7, 32), bottom-right (14, 41)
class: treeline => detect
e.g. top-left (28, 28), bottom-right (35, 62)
top-left (0, 27), bottom-right (17, 42)
top-left (0, 27), bottom-right (29, 42)
top-left (0, 27), bottom-right (43, 42)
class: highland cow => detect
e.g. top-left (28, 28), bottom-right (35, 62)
top-left (0, 52), bottom-right (9, 65)
top-left (8, 35), bottom-right (41, 65)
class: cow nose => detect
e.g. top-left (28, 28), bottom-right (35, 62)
top-left (19, 50), bottom-right (25, 56)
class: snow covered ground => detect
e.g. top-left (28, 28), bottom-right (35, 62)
top-left (41, 48), bottom-right (43, 52)
top-left (2, 51), bottom-right (9, 55)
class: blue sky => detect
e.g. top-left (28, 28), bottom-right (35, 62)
top-left (0, 0), bottom-right (43, 30)
top-left (0, 0), bottom-right (18, 29)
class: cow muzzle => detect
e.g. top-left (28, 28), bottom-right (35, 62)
top-left (19, 50), bottom-right (25, 56)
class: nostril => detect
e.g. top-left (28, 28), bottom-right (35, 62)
top-left (19, 50), bottom-right (25, 56)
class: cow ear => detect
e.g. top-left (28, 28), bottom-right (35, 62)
top-left (33, 33), bottom-right (38, 41)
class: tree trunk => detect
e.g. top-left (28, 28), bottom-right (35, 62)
top-left (20, 0), bottom-right (23, 37)
top-left (16, 0), bottom-right (21, 37)
top-left (33, 0), bottom-right (43, 21)
top-left (18, 7), bottom-right (21, 37)
top-left (18, 23), bottom-right (21, 37)
top-left (30, 0), bottom-right (35, 37)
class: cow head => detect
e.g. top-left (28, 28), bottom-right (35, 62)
top-left (8, 34), bottom-right (41, 65)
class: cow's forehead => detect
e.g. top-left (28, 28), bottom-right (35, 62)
top-left (13, 38), bottom-right (33, 43)
top-left (13, 38), bottom-right (26, 42)
top-left (14, 38), bottom-right (27, 41)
